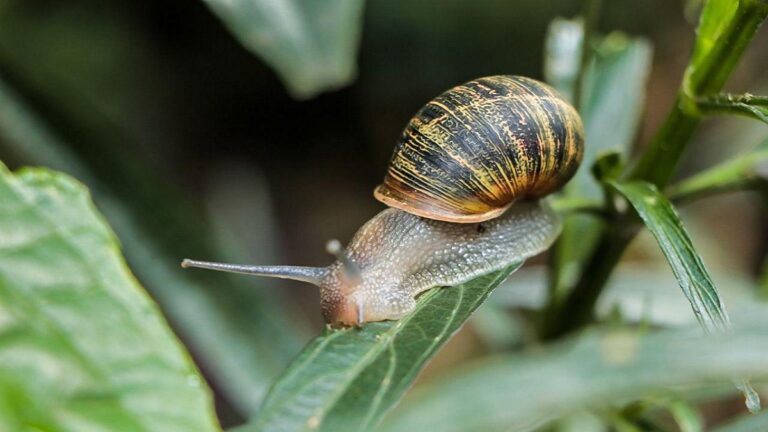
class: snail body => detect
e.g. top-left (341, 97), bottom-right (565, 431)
top-left (182, 75), bottom-right (583, 326)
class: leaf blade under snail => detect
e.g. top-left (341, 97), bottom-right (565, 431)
top-left (237, 264), bottom-right (522, 432)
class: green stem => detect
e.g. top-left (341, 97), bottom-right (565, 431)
top-left (630, 0), bottom-right (768, 187)
top-left (542, 224), bottom-right (634, 339)
top-left (546, 0), bottom-right (768, 338)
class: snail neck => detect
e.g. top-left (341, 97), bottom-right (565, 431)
top-left (181, 259), bottom-right (329, 286)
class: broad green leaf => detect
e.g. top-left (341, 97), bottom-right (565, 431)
top-left (0, 74), bottom-right (303, 414)
top-left (610, 180), bottom-right (760, 412)
top-left (610, 181), bottom-right (729, 333)
top-left (668, 139), bottom-right (768, 202)
top-left (0, 163), bottom-right (220, 431)
top-left (696, 93), bottom-right (768, 125)
top-left (544, 19), bottom-right (652, 296)
top-left (201, 0), bottom-right (365, 99)
top-left (238, 265), bottom-right (522, 432)
top-left (380, 306), bottom-right (768, 432)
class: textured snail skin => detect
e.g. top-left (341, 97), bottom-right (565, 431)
top-left (320, 201), bottom-right (560, 325)
top-left (375, 75), bottom-right (584, 223)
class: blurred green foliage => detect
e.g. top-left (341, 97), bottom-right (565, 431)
top-left (0, 163), bottom-right (220, 431)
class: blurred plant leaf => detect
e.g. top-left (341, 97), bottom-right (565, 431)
top-left (0, 74), bottom-right (303, 414)
top-left (0, 163), bottom-right (220, 431)
top-left (591, 150), bottom-right (624, 184)
top-left (470, 304), bottom-right (525, 352)
top-left (696, 93), bottom-right (768, 124)
top-left (610, 181), bottom-right (729, 333)
top-left (201, 0), bottom-right (365, 99)
top-left (491, 263), bottom-right (753, 327)
top-left (544, 19), bottom-right (652, 298)
top-left (712, 408), bottom-right (768, 432)
top-left (577, 33), bottom-right (652, 197)
top-left (544, 18), bottom-right (583, 101)
top-left (380, 306), bottom-right (768, 432)
top-left (610, 180), bottom-right (760, 412)
top-left (668, 139), bottom-right (768, 202)
top-left (236, 265), bottom-right (522, 432)
top-left (668, 399), bottom-right (705, 432)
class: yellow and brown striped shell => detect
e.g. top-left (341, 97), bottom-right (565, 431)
top-left (374, 75), bottom-right (584, 223)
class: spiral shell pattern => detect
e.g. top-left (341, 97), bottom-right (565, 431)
top-left (374, 75), bottom-right (584, 223)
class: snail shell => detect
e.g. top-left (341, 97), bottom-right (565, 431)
top-left (374, 75), bottom-right (584, 223)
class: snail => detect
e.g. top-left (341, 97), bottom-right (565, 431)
top-left (182, 75), bottom-right (584, 326)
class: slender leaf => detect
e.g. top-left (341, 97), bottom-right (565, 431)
top-left (668, 399), bottom-right (705, 432)
top-left (696, 93), bottom-right (768, 124)
top-left (0, 163), bottom-right (220, 431)
top-left (201, 0), bottom-right (365, 99)
top-left (610, 180), bottom-right (760, 412)
top-left (237, 265), bottom-right (522, 432)
top-left (0, 74), bottom-right (303, 414)
top-left (668, 139), bottom-right (768, 202)
top-left (610, 181), bottom-right (729, 333)
top-left (380, 306), bottom-right (768, 432)
top-left (544, 18), bottom-right (583, 101)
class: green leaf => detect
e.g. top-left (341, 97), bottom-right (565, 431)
top-left (578, 33), bottom-right (652, 197)
top-left (668, 139), bottom-right (768, 202)
top-left (201, 0), bottom-right (365, 99)
top-left (0, 163), bottom-right (220, 431)
top-left (380, 306), bottom-right (768, 432)
top-left (696, 93), bottom-right (768, 124)
top-left (668, 399), bottom-right (705, 432)
top-left (610, 180), bottom-right (729, 333)
top-left (237, 265), bottom-right (522, 432)
top-left (0, 74), bottom-right (303, 415)
top-left (610, 180), bottom-right (760, 412)
top-left (544, 18), bottom-right (583, 102)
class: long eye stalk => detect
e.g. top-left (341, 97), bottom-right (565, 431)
top-left (181, 259), bottom-right (328, 286)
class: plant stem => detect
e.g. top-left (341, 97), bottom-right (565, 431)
top-left (630, 0), bottom-right (768, 187)
top-left (545, 0), bottom-right (768, 338)
top-left (542, 224), bottom-right (634, 339)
